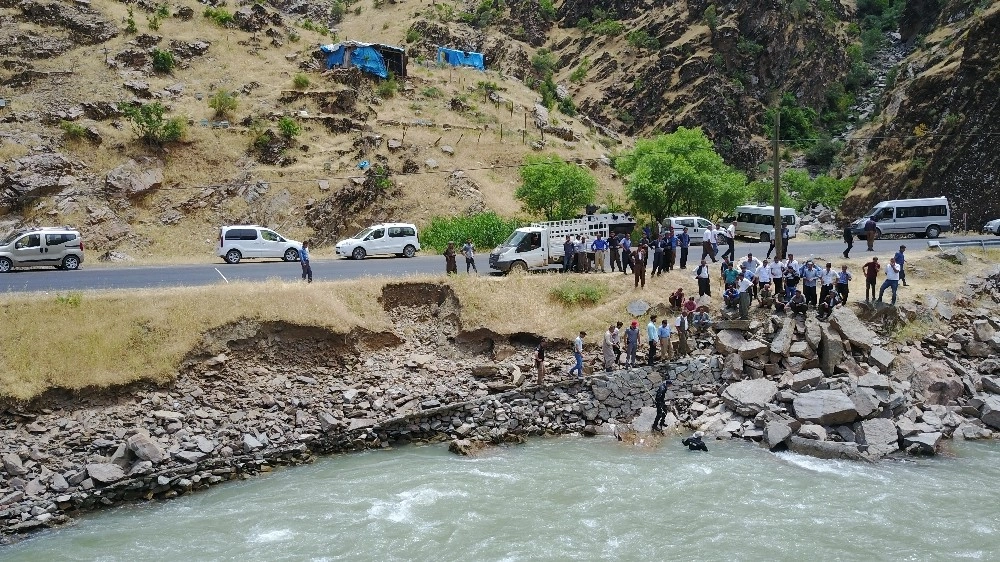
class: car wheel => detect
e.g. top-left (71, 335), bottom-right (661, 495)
top-left (925, 225), bottom-right (941, 239)
top-left (508, 260), bottom-right (528, 274)
top-left (283, 248), bottom-right (299, 262)
top-left (352, 247), bottom-right (366, 260)
top-left (0, 257), bottom-right (12, 273)
top-left (403, 245), bottom-right (416, 258)
top-left (225, 249), bottom-right (242, 264)
top-left (61, 255), bottom-right (81, 270)
top-left (759, 232), bottom-right (770, 243)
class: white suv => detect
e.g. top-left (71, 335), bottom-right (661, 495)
top-left (0, 227), bottom-right (85, 272)
top-left (218, 225), bottom-right (301, 264)
top-left (335, 223), bottom-right (420, 260)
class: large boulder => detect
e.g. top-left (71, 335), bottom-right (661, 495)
top-left (830, 307), bottom-right (875, 352)
top-left (86, 463), bottom-right (125, 485)
top-left (105, 157), bottom-right (164, 197)
top-left (972, 320), bottom-right (996, 342)
top-left (715, 329), bottom-right (748, 355)
top-left (976, 395), bottom-right (1000, 429)
top-left (857, 418), bottom-right (900, 457)
top-left (903, 432), bottom-right (942, 455)
top-left (868, 346), bottom-right (895, 373)
top-left (818, 324), bottom-right (845, 376)
top-left (791, 368), bottom-right (823, 391)
top-left (770, 318), bottom-right (793, 355)
top-left (792, 390), bottom-right (860, 425)
top-left (721, 379), bottom-right (778, 416)
top-left (2, 453), bottom-right (28, 477)
top-left (787, 436), bottom-right (867, 461)
top-left (127, 434), bottom-right (168, 464)
top-left (904, 350), bottom-right (965, 405)
top-left (764, 419), bottom-right (798, 450)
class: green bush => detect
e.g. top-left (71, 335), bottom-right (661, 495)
top-left (538, 0), bottom-right (556, 21)
top-left (117, 101), bottom-right (185, 146)
top-left (330, 0), bottom-right (346, 23)
top-left (147, 14), bottom-right (161, 31)
top-left (405, 27), bottom-right (421, 43)
top-left (156, 3), bottom-right (171, 18)
top-left (56, 292), bottom-right (82, 307)
top-left (125, 8), bottom-right (137, 34)
top-left (576, 16), bottom-right (591, 30)
top-left (277, 116), bottom-right (301, 138)
top-left (421, 86), bottom-right (443, 98)
top-left (737, 38), bottom-right (763, 56)
top-left (60, 120), bottom-right (87, 140)
top-left (293, 73), bottom-right (310, 89)
top-left (762, 93), bottom-right (818, 146)
top-left (558, 96), bottom-right (576, 116)
top-left (208, 89), bottom-right (238, 118)
top-left (203, 7), bottom-right (234, 27)
top-left (590, 19), bottom-right (624, 35)
top-left (530, 48), bottom-right (557, 76)
top-left (549, 280), bottom-right (608, 306)
top-left (377, 74), bottom-right (399, 98)
top-left (626, 30), bottom-right (659, 50)
top-left (419, 212), bottom-right (523, 252)
top-left (569, 56), bottom-right (591, 83)
top-left (804, 134), bottom-right (843, 169)
top-left (703, 4), bottom-right (718, 31)
top-left (151, 48), bottom-right (175, 73)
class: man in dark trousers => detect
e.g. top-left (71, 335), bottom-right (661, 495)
top-left (862, 256), bottom-right (880, 302)
top-left (695, 259), bottom-right (712, 297)
top-left (864, 215), bottom-right (878, 251)
top-left (609, 231), bottom-right (621, 272)
top-left (678, 227), bottom-right (691, 269)
top-left (682, 431), bottom-right (708, 452)
top-left (652, 379), bottom-right (672, 432)
top-left (842, 223), bottom-right (854, 258)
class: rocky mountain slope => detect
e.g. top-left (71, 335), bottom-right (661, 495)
top-left (0, 0), bottom-right (996, 258)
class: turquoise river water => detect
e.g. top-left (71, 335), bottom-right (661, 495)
top-left (3, 437), bottom-right (999, 561)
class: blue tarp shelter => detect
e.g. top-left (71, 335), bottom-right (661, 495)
top-left (320, 42), bottom-right (408, 78)
top-left (437, 47), bottom-right (485, 71)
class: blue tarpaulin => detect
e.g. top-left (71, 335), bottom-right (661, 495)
top-left (437, 47), bottom-right (485, 71)
top-left (321, 42), bottom-right (389, 78)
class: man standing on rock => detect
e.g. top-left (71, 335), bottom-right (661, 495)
top-left (737, 272), bottom-right (753, 320)
top-left (769, 257), bottom-right (784, 298)
top-left (568, 331), bottom-right (586, 378)
top-left (843, 223), bottom-right (854, 258)
top-left (675, 311), bottom-right (691, 355)
top-left (612, 320), bottom-right (624, 366)
top-left (534, 339), bottom-right (546, 385)
top-left (877, 257), bottom-right (901, 306)
top-left (695, 259), bottom-right (712, 297)
top-left (819, 262), bottom-right (837, 304)
top-left (801, 261), bottom-right (820, 307)
top-left (624, 320), bottom-right (640, 368)
top-left (652, 379), bottom-right (672, 432)
top-left (647, 315), bottom-right (659, 366)
top-left (658, 318), bottom-right (674, 362)
top-left (836, 265), bottom-right (853, 303)
top-left (679, 227), bottom-right (691, 269)
top-left (864, 215), bottom-right (878, 251)
top-left (602, 324), bottom-right (616, 373)
top-left (862, 256), bottom-right (880, 302)
top-left (894, 245), bottom-right (907, 287)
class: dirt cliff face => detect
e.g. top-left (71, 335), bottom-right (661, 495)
top-left (841, 2), bottom-right (1000, 229)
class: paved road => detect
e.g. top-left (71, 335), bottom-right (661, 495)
top-left (0, 236), bottom-right (987, 293)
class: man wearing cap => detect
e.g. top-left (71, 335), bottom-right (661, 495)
top-left (568, 331), bottom-right (586, 377)
top-left (682, 431), bottom-right (709, 452)
top-left (894, 245), bottom-right (907, 287)
top-left (624, 320), bottom-right (640, 368)
top-left (862, 256), bottom-right (880, 302)
top-left (675, 311), bottom-right (692, 355)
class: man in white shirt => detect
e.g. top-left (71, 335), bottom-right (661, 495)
top-left (708, 225), bottom-right (720, 260)
top-left (675, 312), bottom-right (691, 355)
top-left (701, 227), bottom-right (716, 263)
top-left (737, 273), bottom-right (754, 320)
top-left (768, 258), bottom-right (784, 296)
top-left (819, 262), bottom-right (838, 304)
top-left (722, 221), bottom-right (737, 261)
top-left (569, 331), bottom-right (586, 377)
top-left (877, 257), bottom-right (901, 305)
top-left (785, 253), bottom-right (800, 275)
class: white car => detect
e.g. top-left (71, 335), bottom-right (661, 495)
top-left (983, 219), bottom-right (1000, 235)
top-left (217, 225), bottom-right (301, 264)
top-left (335, 223), bottom-right (420, 260)
top-left (664, 216), bottom-right (715, 237)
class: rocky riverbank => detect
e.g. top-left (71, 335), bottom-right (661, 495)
top-left (3, 271), bottom-right (1000, 543)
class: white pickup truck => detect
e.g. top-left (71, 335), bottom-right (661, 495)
top-left (488, 212), bottom-right (637, 273)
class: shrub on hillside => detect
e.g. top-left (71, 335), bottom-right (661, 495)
top-left (208, 89), bottom-right (238, 118)
top-left (151, 49), bottom-right (175, 73)
top-left (550, 280), bottom-right (608, 306)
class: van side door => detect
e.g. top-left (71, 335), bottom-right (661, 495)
top-left (876, 207), bottom-right (896, 234)
top-left (365, 227), bottom-right (387, 254)
top-left (44, 233), bottom-right (80, 264)
top-left (11, 234), bottom-right (47, 266)
top-left (258, 229), bottom-right (284, 258)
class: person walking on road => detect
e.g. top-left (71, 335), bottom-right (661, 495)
top-left (894, 245), bottom-right (908, 287)
top-left (722, 221), bottom-right (737, 261)
top-left (461, 238), bottom-right (478, 274)
top-left (780, 225), bottom-right (790, 260)
top-left (701, 227), bottom-right (715, 263)
top-left (300, 240), bottom-right (313, 283)
top-left (444, 241), bottom-right (458, 275)
top-left (864, 215), bottom-right (878, 251)
top-left (862, 256), bottom-right (880, 302)
top-left (877, 257), bottom-right (901, 305)
top-left (842, 224), bottom-right (854, 258)
top-left (568, 331), bottom-right (586, 378)
top-left (624, 320), bottom-right (640, 368)
top-left (646, 315), bottom-right (659, 366)
top-left (695, 259), bottom-right (712, 297)
top-left (679, 227), bottom-right (691, 269)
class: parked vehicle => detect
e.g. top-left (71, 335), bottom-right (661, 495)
top-left (983, 218), bottom-right (1000, 236)
top-left (849, 197), bottom-right (951, 240)
top-left (0, 227), bottom-right (85, 272)
top-left (217, 225), bottom-right (301, 264)
top-left (734, 205), bottom-right (799, 242)
top-left (335, 223), bottom-right (420, 260)
top-left (489, 212), bottom-right (636, 273)
top-left (663, 216), bottom-right (715, 237)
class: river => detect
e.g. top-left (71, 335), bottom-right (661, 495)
top-left (4, 437), bottom-right (999, 561)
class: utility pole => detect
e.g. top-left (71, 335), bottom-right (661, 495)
top-left (772, 105), bottom-right (782, 261)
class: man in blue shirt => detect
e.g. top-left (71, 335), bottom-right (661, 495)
top-left (801, 261), bottom-right (821, 307)
top-left (592, 235), bottom-right (608, 272)
top-left (678, 227), bottom-right (692, 269)
top-left (894, 245), bottom-right (907, 287)
top-left (562, 235), bottom-right (575, 273)
top-left (646, 315), bottom-right (659, 366)
top-left (300, 240), bottom-right (312, 283)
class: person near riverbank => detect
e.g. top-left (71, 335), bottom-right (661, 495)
top-left (801, 261), bottom-right (820, 307)
top-left (675, 311), bottom-right (691, 355)
top-left (612, 321), bottom-right (623, 366)
top-left (669, 287), bottom-right (685, 309)
top-left (461, 239), bottom-right (477, 274)
top-left (724, 285), bottom-right (739, 309)
top-left (568, 331), bottom-right (586, 378)
top-left (652, 379), bottom-right (672, 432)
top-left (877, 257), bottom-right (901, 305)
top-left (682, 431), bottom-right (708, 452)
top-left (864, 215), bottom-right (877, 251)
top-left (534, 339), bottom-right (546, 385)
top-left (444, 242), bottom-right (458, 275)
top-left (863, 256), bottom-right (880, 302)
top-left (692, 307), bottom-right (712, 334)
top-left (659, 318), bottom-right (674, 361)
top-left (894, 245), bottom-right (907, 287)
top-left (624, 320), bottom-right (640, 368)
top-left (602, 325), bottom-right (616, 373)
top-left (300, 240), bottom-right (312, 283)
top-left (836, 265), bottom-right (853, 303)
top-left (817, 290), bottom-right (840, 320)
top-left (843, 224), bottom-right (854, 258)
top-left (695, 259), bottom-right (712, 297)
top-left (678, 227), bottom-right (691, 269)
top-left (646, 315), bottom-right (659, 366)
top-left (592, 235), bottom-right (608, 273)
top-left (684, 296), bottom-right (697, 314)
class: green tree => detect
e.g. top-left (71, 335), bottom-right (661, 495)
top-left (117, 101), bottom-right (185, 146)
top-left (208, 89), bottom-right (238, 118)
top-left (614, 127), bottom-right (746, 223)
top-left (516, 155), bottom-right (598, 220)
top-left (782, 170), bottom-right (854, 209)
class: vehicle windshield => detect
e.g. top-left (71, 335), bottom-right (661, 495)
top-left (351, 228), bottom-right (372, 240)
top-left (502, 231), bottom-right (529, 247)
top-left (0, 231), bottom-right (20, 246)
top-left (863, 207), bottom-right (883, 219)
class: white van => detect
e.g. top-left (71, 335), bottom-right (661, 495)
top-left (735, 205), bottom-right (798, 242)
top-left (218, 225), bottom-right (301, 264)
top-left (663, 216), bottom-right (715, 237)
top-left (849, 197), bottom-right (951, 239)
top-left (0, 227), bottom-right (85, 272)
top-left (335, 223), bottom-right (420, 260)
